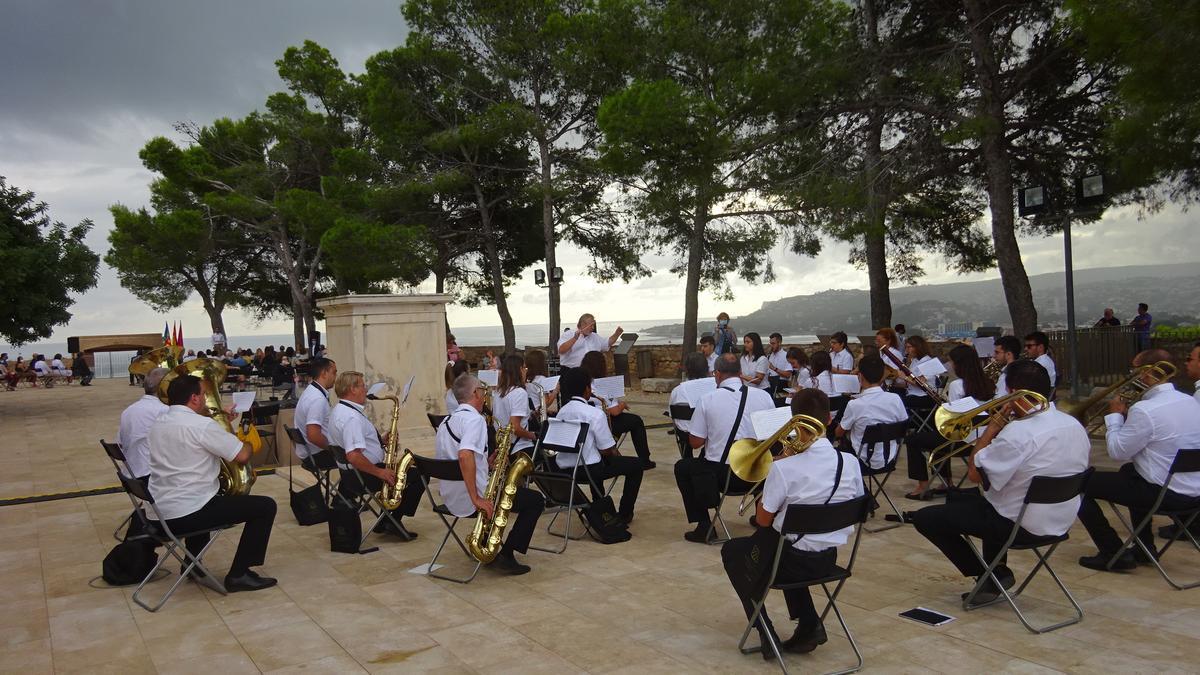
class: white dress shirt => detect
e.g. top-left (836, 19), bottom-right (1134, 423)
top-left (328, 400), bottom-right (384, 467)
top-left (444, 388), bottom-right (457, 414)
top-left (292, 382), bottom-right (331, 459)
top-left (830, 349), bottom-right (854, 373)
top-left (553, 397), bottom-right (616, 469)
top-left (435, 404), bottom-right (490, 517)
top-left (790, 367), bottom-right (811, 390)
top-left (741, 354), bottom-right (770, 389)
top-left (668, 377), bottom-right (716, 434)
top-left (1194, 381), bottom-right (1200, 405)
top-left (975, 405), bottom-right (1091, 536)
top-left (905, 355), bottom-right (934, 398)
top-left (50, 358), bottom-right (71, 376)
top-left (706, 353), bottom-right (717, 375)
top-left (838, 386), bottom-right (908, 469)
top-left (494, 386), bottom-right (534, 454)
top-left (762, 439), bottom-right (865, 551)
top-left (33, 361), bottom-right (50, 376)
top-left (767, 349), bottom-right (791, 377)
top-left (147, 406), bottom-right (244, 520)
top-left (1034, 354), bottom-right (1057, 387)
top-left (118, 395), bottom-right (168, 478)
top-left (690, 379), bottom-right (776, 463)
top-left (557, 330), bottom-right (609, 368)
top-left (1104, 384), bottom-right (1200, 496)
top-left (996, 366), bottom-right (1009, 397)
top-left (813, 371), bottom-right (841, 399)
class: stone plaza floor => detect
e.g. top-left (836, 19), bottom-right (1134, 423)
top-left (1, 378), bottom-right (1199, 674)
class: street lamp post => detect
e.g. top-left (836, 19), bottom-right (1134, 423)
top-left (534, 267), bottom-right (564, 348)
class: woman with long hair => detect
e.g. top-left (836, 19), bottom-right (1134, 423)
top-left (496, 354), bottom-right (538, 455)
top-left (808, 350), bottom-right (848, 437)
top-left (786, 347), bottom-right (810, 391)
top-left (903, 344), bottom-right (997, 499)
top-left (523, 348), bottom-right (557, 414)
top-left (739, 332), bottom-right (769, 389)
top-left (902, 335), bottom-right (937, 409)
top-left (581, 351), bottom-right (654, 469)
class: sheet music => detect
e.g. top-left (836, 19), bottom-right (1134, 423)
top-left (367, 382), bottom-right (388, 398)
top-left (917, 359), bottom-right (947, 380)
top-left (535, 375), bottom-right (560, 392)
top-left (544, 419), bottom-right (583, 447)
top-left (832, 374), bottom-right (861, 394)
top-left (477, 369), bottom-right (499, 387)
top-left (591, 375), bottom-right (625, 401)
top-left (973, 337), bottom-right (994, 359)
top-left (751, 406), bottom-right (795, 440)
top-left (231, 391), bottom-right (256, 413)
top-left (401, 375), bottom-right (416, 404)
top-left (678, 377), bottom-right (717, 405)
top-left (944, 396), bottom-right (982, 414)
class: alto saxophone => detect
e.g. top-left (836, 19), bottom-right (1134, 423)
top-left (467, 424), bottom-right (533, 563)
top-left (372, 390), bottom-right (414, 510)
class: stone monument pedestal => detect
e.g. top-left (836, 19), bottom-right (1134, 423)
top-left (317, 294), bottom-right (452, 444)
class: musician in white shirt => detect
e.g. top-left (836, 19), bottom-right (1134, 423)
top-left (992, 336), bottom-right (1021, 396)
top-left (669, 353), bottom-right (716, 455)
top-left (874, 328), bottom-right (905, 393)
top-left (828, 332), bottom-right (854, 374)
top-left (1024, 331), bottom-right (1057, 392)
top-left (147, 375), bottom-right (277, 592)
top-left (327, 371), bottom-right (421, 539)
top-left (436, 374), bottom-right (544, 574)
top-left (835, 355), bottom-right (908, 470)
top-left (721, 389), bottom-right (865, 656)
top-left (740, 333), bottom-right (771, 390)
top-left (50, 353), bottom-right (73, 381)
top-left (554, 367), bottom-right (643, 525)
top-left (493, 354), bottom-right (538, 456)
top-left (785, 348), bottom-right (811, 393)
top-left (1077, 349), bottom-right (1200, 570)
top-left (901, 336), bottom-right (938, 407)
top-left (677, 354), bottom-right (775, 543)
top-left (557, 313), bottom-right (623, 369)
top-left (292, 357), bottom-right (336, 471)
top-left (1187, 342), bottom-right (1200, 405)
top-left (910, 360), bottom-right (1090, 605)
top-left (700, 335), bottom-right (718, 375)
top-left (766, 332), bottom-right (793, 397)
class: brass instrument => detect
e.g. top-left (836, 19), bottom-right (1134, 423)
top-left (129, 345), bottom-right (184, 380)
top-left (926, 389), bottom-right (1049, 474)
top-left (1061, 361), bottom-right (1177, 435)
top-left (982, 358), bottom-right (1003, 382)
top-left (368, 388), bottom-right (414, 511)
top-left (730, 415), bottom-right (827, 516)
top-left (526, 380), bottom-right (548, 427)
top-left (467, 424), bottom-right (534, 563)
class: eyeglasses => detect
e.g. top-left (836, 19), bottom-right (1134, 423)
top-left (1024, 343), bottom-right (1038, 349)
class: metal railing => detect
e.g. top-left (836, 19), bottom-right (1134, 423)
top-left (1046, 325), bottom-right (1138, 388)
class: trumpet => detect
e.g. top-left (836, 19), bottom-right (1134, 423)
top-left (926, 389), bottom-right (1049, 473)
top-left (1061, 360), bottom-right (1176, 435)
top-left (729, 414), bottom-right (827, 516)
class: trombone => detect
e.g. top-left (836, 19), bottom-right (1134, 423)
top-left (729, 414), bottom-right (827, 516)
top-left (926, 389), bottom-right (1049, 476)
top-left (1061, 361), bottom-right (1176, 436)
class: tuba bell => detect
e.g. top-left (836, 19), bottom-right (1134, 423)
top-left (467, 424), bottom-right (533, 563)
top-left (1060, 360), bottom-right (1176, 436)
top-left (730, 414), bottom-right (827, 516)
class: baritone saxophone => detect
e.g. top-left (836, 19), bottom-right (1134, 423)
top-left (467, 424), bottom-right (533, 563)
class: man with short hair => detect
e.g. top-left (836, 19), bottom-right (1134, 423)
top-left (766, 333), bottom-right (793, 398)
top-left (1077, 349), bottom-right (1200, 570)
top-left (677, 354), bottom-right (776, 542)
top-left (293, 357), bottom-right (338, 474)
top-left (828, 332), bottom-right (854, 374)
top-left (148, 375), bottom-right (277, 592)
top-left (894, 323), bottom-right (907, 350)
top-left (557, 313), bottom-right (624, 368)
top-left (1131, 303), bottom-right (1152, 351)
top-left (835, 355), bottom-right (908, 470)
top-left (993, 335), bottom-right (1021, 396)
top-left (1094, 308), bottom-right (1120, 327)
top-left (700, 335), bottom-right (717, 375)
top-left (1023, 331), bottom-right (1057, 390)
top-left (119, 368), bottom-right (170, 481)
top-left (670, 353), bottom-right (716, 439)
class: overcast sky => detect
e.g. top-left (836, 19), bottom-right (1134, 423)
top-left (2, 0), bottom-right (1196, 345)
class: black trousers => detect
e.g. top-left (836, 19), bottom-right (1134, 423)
top-left (904, 428), bottom-right (953, 482)
top-left (302, 450), bottom-right (338, 473)
top-left (910, 489), bottom-right (1040, 578)
top-left (125, 475), bottom-right (153, 541)
top-left (499, 487), bottom-right (545, 555)
top-left (674, 458), bottom-right (753, 526)
top-left (1077, 463), bottom-right (1199, 553)
top-left (611, 412), bottom-right (651, 464)
top-left (556, 455), bottom-right (643, 519)
top-left (337, 464), bottom-right (423, 517)
top-left (722, 528), bottom-right (837, 637)
top-left (827, 397), bottom-right (849, 441)
top-left (167, 494), bottom-right (277, 577)
top-left (79, 373), bottom-right (94, 386)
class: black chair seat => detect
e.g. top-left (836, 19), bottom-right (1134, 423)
top-left (1009, 532), bottom-right (1069, 550)
top-left (773, 564), bottom-right (851, 590)
top-left (432, 503), bottom-right (478, 518)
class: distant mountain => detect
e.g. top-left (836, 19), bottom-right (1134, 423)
top-left (644, 263), bottom-right (1199, 339)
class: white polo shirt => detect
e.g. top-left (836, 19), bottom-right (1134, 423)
top-left (328, 400), bottom-right (384, 467)
top-left (975, 405), bottom-right (1090, 536)
top-left (118, 395), bottom-right (168, 478)
top-left (690, 379), bottom-right (776, 463)
top-left (830, 348), bottom-right (854, 373)
top-left (1104, 384), bottom-right (1200, 497)
top-left (1034, 354), bottom-right (1057, 387)
top-left (741, 354), bottom-right (770, 389)
top-left (838, 386), bottom-right (908, 469)
top-left (767, 349), bottom-right (791, 378)
top-left (552, 397), bottom-right (616, 469)
top-left (33, 361), bottom-right (50, 376)
top-left (494, 385), bottom-right (534, 454)
top-left (668, 377), bottom-right (716, 434)
top-left (762, 438), bottom-right (865, 551)
top-left (147, 406), bottom-right (244, 520)
top-left (292, 382), bottom-right (331, 459)
top-left (557, 330), bottom-right (609, 368)
top-left (435, 404), bottom-right (490, 518)
top-left (812, 371), bottom-right (841, 399)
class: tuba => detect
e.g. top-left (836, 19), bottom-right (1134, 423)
top-left (1061, 361), bottom-right (1176, 436)
top-left (367, 388), bottom-right (414, 510)
top-left (730, 415), bottom-right (827, 516)
top-left (162, 358), bottom-right (258, 496)
top-left (927, 389), bottom-right (1049, 474)
top-left (467, 424), bottom-right (534, 563)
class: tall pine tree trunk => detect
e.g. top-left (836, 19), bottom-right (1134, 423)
top-left (474, 185), bottom-right (517, 352)
top-left (291, 298), bottom-right (304, 349)
top-left (681, 198), bottom-right (707, 362)
top-left (538, 136), bottom-right (560, 349)
top-left (861, 0), bottom-right (892, 330)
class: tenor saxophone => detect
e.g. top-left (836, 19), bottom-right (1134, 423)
top-left (373, 390), bottom-right (414, 510)
top-left (467, 424), bottom-right (533, 563)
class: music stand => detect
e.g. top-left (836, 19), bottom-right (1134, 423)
top-left (612, 333), bottom-right (639, 386)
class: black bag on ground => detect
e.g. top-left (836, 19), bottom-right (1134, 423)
top-left (584, 496), bottom-right (631, 544)
top-left (328, 503), bottom-right (363, 553)
top-left (290, 484), bottom-right (329, 526)
top-left (102, 541), bottom-right (157, 586)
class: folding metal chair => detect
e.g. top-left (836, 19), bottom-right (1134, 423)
top-left (329, 444), bottom-right (413, 552)
top-left (704, 463), bottom-right (758, 546)
top-left (856, 421), bottom-right (908, 532)
top-left (99, 439), bottom-right (138, 541)
top-left (738, 495), bottom-right (871, 674)
top-left (284, 426), bottom-right (335, 507)
top-left (668, 403), bottom-right (695, 459)
top-left (527, 418), bottom-right (597, 554)
top-left (412, 454), bottom-right (482, 584)
top-left (1104, 448), bottom-right (1200, 590)
top-left (962, 468), bottom-right (1093, 633)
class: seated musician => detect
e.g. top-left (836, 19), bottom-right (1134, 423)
top-left (147, 375), bottom-right (277, 592)
top-left (119, 367), bottom-right (171, 482)
top-left (766, 332), bottom-right (793, 397)
top-left (903, 345), bottom-right (995, 500)
top-left (581, 350), bottom-right (655, 469)
top-left (992, 336), bottom-right (1021, 396)
top-left (740, 333), bottom-right (771, 391)
top-left (1189, 341), bottom-right (1200, 405)
top-left (910, 360), bottom-right (1089, 604)
top-left (444, 359), bottom-right (470, 414)
top-left (553, 367), bottom-right (643, 527)
top-left (834, 355), bottom-right (908, 470)
top-left (874, 328), bottom-right (905, 394)
top-left (677, 354), bottom-right (775, 543)
top-left (494, 354), bottom-right (539, 456)
top-left (328, 370), bottom-right (421, 539)
top-left (436, 373), bottom-right (545, 574)
top-left (1023, 332), bottom-right (1057, 392)
top-left (1076, 349), bottom-right (1200, 570)
top-left (524, 348), bottom-right (557, 415)
top-left (700, 335), bottom-right (718, 375)
top-left (293, 357), bottom-right (338, 475)
top-left (828, 332), bottom-right (854, 374)
top-left (558, 312), bottom-right (623, 369)
top-left (669, 353), bottom-right (716, 457)
top-left (50, 354), bottom-right (73, 382)
top-left (785, 348), bottom-right (810, 393)
top-left (721, 389), bottom-right (865, 657)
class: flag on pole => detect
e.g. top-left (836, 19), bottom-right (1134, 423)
top-left (177, 322), bottom-right (183, 347)
top-left (173, 322), bottom-right (180, 348)
top-left (163, 322), bottom-right (171, 346)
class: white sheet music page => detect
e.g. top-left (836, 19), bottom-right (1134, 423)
top-left (592, 376), bottom-right (625, 401)
top-left (231, 391), bottom-right (256, 413)
top-left (973, 337), bottom-right (994, 359)
top-left (401, 375), bottom-right (416, 403)
top-left (679, 377), bottom-right (717, 405)
top-left (544, 419), bottom-right (583, 447)
top-left (536, 375), bottom-right (560, 391)
top-left (366, 382), bottom-right (388, 398)
top-left (917, 359), bottom-right (948, 380)
top-left (832, 374), bottom-right (861, 394)
top-left (944, 396), bottom-right (982, 414)
top-left (751, 407), bottom-right (794, 440)
top-left (477, 369), bottom-right (499, 387)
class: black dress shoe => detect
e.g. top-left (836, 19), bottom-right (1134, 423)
top-left (1079, 551), bottom-right (1136, 572)
top-left (376, 519), bottom-right (418, 540)
top-left (684, 525), bottom-right (712, 543)
top-left (782, 623), bottom-right (828, 654)
top-left (1157, 523), bottom-right (1200, 540)
top-left (616, 513), bottom-right (635, 527)
top-left (961, 570), bottom-right (1015, 606)
top-left (748, 515), bottom-right (760, 528)
top-left (642, 460), bottom-right (657, 470)
top-left (490, 552), bottom-right (531, 576)
top-left (224, 571), bottom-right (278, 592)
